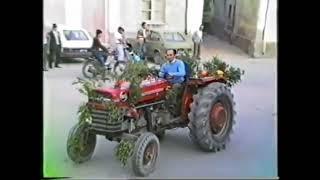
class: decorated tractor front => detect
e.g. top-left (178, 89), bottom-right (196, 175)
top-left (66, 57), bottom-right (245, 177)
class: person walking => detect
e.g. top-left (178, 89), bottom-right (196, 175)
top-left (192, 25), bottom-right (204, 59)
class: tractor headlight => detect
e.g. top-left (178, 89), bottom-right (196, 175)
top-left (119, 91), bottom-right (128, 102)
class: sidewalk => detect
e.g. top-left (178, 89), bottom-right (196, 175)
top-left (201, 35), bottom-right (248, 59)
top-left (200, 35), bottom-right (276, 64)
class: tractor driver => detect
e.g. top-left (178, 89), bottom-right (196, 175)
top-left (159, 49), bottom-right (186, 85)
top-left (159, 49), bottom-right (186, 117)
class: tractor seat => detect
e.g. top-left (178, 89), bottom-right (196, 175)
top-left (182, 60), bottom-right (192, 82)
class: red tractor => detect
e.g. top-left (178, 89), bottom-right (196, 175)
top-left (67, 70), bottom-right (236, 177)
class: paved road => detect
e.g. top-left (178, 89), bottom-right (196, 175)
top-left (43, 36), bottom-right (277, 179)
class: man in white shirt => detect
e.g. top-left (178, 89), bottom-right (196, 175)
top-left (192, 25), bottom-right (204, 59)
top-left (115, 26), bottom-right (126, 62)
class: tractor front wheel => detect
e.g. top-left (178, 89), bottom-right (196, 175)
top-left (131, 132), bottom-right (160, 177)
top-left (188, 82), bottom-right (235, 152)
top-left (66, 123), bottom-right (96, 163)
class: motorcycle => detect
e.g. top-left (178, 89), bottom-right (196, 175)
top-left (82, 43), bottom-right (140, 80)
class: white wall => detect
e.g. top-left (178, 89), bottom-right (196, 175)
top-left (120, 0), bottom-right (140, 33)
top-left (107, 0), bottom-right (203, 35)
top-left (256, 0), bottom-right (268, 34)
top-left (108, 0), bottom-right (121, 33)
top-left (65, 0), bottom-right (82, 27)
top-left (255, 0), bottom-right (277, 43)
top-left (187, 0), bottom-right (204, 34)
top-left (43, 0), bottom-right (66, 28)
top-left (264, 0), bottom-right (277, 43)
top-left (82, 0), bottom-right (107, 41)
top-left (165, 0), bottom-right (185, 32)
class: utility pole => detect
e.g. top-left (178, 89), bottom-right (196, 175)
top-left (185, 0), bottom-right (188, 35)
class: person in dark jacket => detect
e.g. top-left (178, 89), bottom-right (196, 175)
top-left (91, 29), bottom-right (109, 67)
top-left (47, 24), bottom-right (62, 68)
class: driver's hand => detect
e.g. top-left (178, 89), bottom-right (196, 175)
top-left (166, 74), bottom-right (173, 79)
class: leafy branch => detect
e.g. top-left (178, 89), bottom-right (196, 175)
top-left (202, 56), bottom-right (245, 87)
top-left (112, 62), bottom-right (154, 104)
top-left (115, 139), bottom-right (135, 167)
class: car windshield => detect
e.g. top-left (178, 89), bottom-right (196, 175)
top-left (163, 32), bottom-right (185, 42)
top-left (63, 30), bottom-right (89, 40)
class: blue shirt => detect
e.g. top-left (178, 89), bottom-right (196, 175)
top-left (159, 59), bottom-right (186, 84)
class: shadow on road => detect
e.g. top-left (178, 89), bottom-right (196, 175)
top-left (61, 58), bottom-right (85, 64)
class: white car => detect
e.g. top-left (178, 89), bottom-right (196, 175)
top-left (44, 24), bottom-right (93, 59)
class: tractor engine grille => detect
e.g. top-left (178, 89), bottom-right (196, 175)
top-left (90, 109), bottom-right (126, 133)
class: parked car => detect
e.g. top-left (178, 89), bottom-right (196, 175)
top-left (44, 24), bottom-right (93, 59)
top-left (128, 30), bottom-right (193, 64)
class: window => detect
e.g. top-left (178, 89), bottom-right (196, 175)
top-left (150, 31), bottom-right (161, 41)
top-left (141, 0), bottom-right (165, 23)
top-left (63, 30), bottom-right (89, 41)
top-left (204, 0), bottom-right (214, 11)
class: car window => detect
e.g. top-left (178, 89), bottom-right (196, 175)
top-left (164, 33), bottom-right (174, 41)
top-left (164, 32), bottom-right (185, 42)
top-left (63, 30), bottom-right (89, 40)
top-left (150, 32), bottom-right (161, 41)
top-left (173, 32), bottom-right (185, 41)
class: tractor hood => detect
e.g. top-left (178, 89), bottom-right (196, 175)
top-left (94, 87), bottom-right (129, 102)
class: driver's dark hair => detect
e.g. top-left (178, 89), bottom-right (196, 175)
top-left (141, 22), bottom-right (146, 27)
top-left (166, 49), bottom-right (177, 55)
top-left (96, 29), bottom-right (102, 36)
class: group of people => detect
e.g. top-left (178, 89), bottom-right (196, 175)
top-left (90, 22), bottom-right (204, 84)
top-left (43, 22), bottom-right (205, 87)
top-left (91, 22), bottom-right (150, 68)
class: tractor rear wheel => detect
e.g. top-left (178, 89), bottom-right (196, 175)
top-left (188, 82), bottom-right (235, 152)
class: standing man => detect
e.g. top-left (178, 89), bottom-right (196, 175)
top-left (136, 22), bottom-right (148, 59)
top-left (192, 25), bottom-right (204, 59)
top-left (43, 31), bottom-right (49, 71)
top-left (115, 26), bottom-right (127, 62)
top-left (47, 24), bottom-right (62, 68)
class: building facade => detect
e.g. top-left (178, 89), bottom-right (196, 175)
top-left (43, 0), bottom-right (204, 44)
top-left (103, 0), bottom-right (204, 42)
top-left (204, 0), bottom-right (277, 57)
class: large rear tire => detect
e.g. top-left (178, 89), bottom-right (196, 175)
top-left (132, 132), bottom-right (160, 177)
top-left (66, 123), bottom-right (96, 163)
top-left (188, 82), bottom-right (235, 152)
